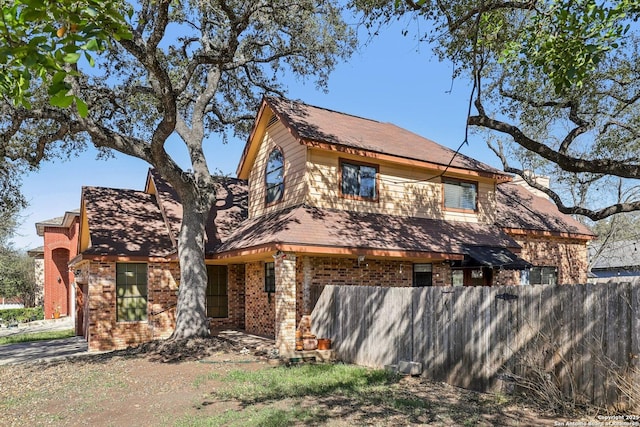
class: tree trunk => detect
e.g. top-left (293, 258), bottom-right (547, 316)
top-left (170, 185), bottom-right (212, 340)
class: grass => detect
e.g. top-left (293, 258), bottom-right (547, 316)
top-left (175, 363), bottom-right (438, 426)
top-left (177, 405), bottom-right (321, 427)
top-left (214, 362), bottom-right (395, 403)
top-left (0, 329), bottom-right (75, 346)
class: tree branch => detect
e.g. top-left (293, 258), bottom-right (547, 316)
top-left (469, 111), bottom-right (640, 178)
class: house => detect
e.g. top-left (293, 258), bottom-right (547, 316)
top-left (34, 210), bottom-right (80, 321)
top-left (65, 96), bottom-right (594, 352)
top-left (26, 246), bottom-right (45, 307)
top-left (588, 240), bottom-right (640, 283)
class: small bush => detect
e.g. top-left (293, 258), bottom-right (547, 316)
top-left (0, 306), bottom-right (44, 324)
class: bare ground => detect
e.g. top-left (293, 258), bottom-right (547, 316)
top-left (0, 337), bottom-right (594, 426)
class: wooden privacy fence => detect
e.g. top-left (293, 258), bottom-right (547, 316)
top-left (311, 282), bottom-right (640, 409)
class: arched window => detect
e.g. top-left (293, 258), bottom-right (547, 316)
top-left (265, 148), bottom-right (284, 204)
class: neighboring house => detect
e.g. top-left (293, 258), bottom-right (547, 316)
top-left (26, 246), bottom-right (45, 306)
top-left (588, 240), bottom-right (640, 283)
top-left (0, 297), bottom-right (24, 310)
top-left (66, 96), bottom-right (594, 352)
top-left (35, 210), bottom-right (80, 320)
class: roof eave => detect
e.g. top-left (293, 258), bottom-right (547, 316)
top-left (211, 242), bottom-right (466, 263)
top-left (502, 227), bottom-right (595, 240)
top-left (302, 139), bottom-right (511, 182)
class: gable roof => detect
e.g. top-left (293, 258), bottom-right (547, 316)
top-left (495, 183), bottom-right (593, 238)
top-left (215, 203), bottom-right (521, 260)
top-left (76, 170), bottom-right (248, 259)
top-left (35, 209), bottom-right (80, 236)
top-left (147, 169), bottom-right (248, 254)
top-left (81, 186), bottom-right (175, 257)
top-left (238, 96), bottom-right (510, 180)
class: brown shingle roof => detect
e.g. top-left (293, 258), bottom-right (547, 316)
top-left (82, 187), bottom-right (175, 257)
top-left (265, 96), bottom-right (506, 177)
top-left (216, 204), bottom-right (520, 257)
top-left (149, 169), bottom-right (248, 253)
top-left (495, 183), bottom-right (594, 237)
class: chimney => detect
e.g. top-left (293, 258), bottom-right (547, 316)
top-left (512, 171), bottom-right (550, 199)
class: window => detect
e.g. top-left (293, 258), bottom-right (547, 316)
top-left (116, 263), bottom-right (147, 322)
top-left (265, 262), bottom-right (275, 293)
top-left (341, 160), bottom-right (378, 200)
top-left (413, 264), bottom-right (433, 287)
top-left (206, 265), bottom-right (228, 318)
top-left (265, 148), bottom-right (284, 204)
top-left (451, 270), bottom-right (464, 287)
top-left (443, 179), bottom-right (477, 211)
top-left (529, 266), bottom-right (557, 285)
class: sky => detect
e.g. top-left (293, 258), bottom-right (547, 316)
top-left (11, 17), bottom-right (501, 251)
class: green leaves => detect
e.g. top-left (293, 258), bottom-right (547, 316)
top-left (503, 0), bottom-right (638, 94)
top-left (0, 0), bottom-right (133, 117)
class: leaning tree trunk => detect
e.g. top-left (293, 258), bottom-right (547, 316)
top-left (170, 184), bottom-right (214, 340)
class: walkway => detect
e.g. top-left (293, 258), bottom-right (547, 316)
top-left (0, 317), bottom-right (89, 365)
top-left (0, 336), bottom-right (88, 366)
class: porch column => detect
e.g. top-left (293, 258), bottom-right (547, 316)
top-left (275, 252), bottom-right (296, 355)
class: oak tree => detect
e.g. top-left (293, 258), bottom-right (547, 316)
top-left (1, 0), bottom-right (355, 339)
top-left (355, 0), bottom-right (640, 220)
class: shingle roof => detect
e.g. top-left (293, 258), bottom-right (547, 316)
top-left (216, 204), bottom-right (520, 257)
top-left (589, 240), bottom-right (640, 270)
top-left (35, 209), bottom-right (80, 236)
top-left (80, 171), bottom-right (248, 258)
top-left (82, 186), bottom-right (175, 257)
top-left (149, 169), bottom-right (248, 253)
top-left (265, 96), bottom-right (506, 177)
top-left (495, 183), bottom-right (594, 237)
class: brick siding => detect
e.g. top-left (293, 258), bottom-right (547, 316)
top-left (84, 261), bottom-right (246, 352)
top-left (509, 235), bottom-right (590, 284)
top-left (244, 261), bottom-right (275, 337)
top-left (42, 219), bottom-right (79, 319)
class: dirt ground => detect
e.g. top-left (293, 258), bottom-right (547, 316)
top-left (0, 337), bottom-right (596, 426)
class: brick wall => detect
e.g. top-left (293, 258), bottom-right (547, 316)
top-left (510, 235), bottom-right (590, 284)
top-left (42, 218), bottom-right (79, 319)
top-left (86, 261), bottom-right (178, 352)
top-left (303, 257), bottom-right (413, 288)
top-left (244, 261), bottom-right (275, 337)
top-left (244, 256), bottom-right (427, 338)
top-left (296, 257), bottom-right (415, 325)
top-left (83, 261), bottom-right (246, 352)
top-left (275, 254), bottom-right (297, 353)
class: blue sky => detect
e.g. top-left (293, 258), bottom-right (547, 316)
top-left (12, 19), bottom-right (501, 250)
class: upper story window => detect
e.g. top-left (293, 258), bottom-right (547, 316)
top-left (341, 160), bottom-right (378, 201)
top-left (265, 148), bottom-right (284, 204)
top-left (443, 179), bottom-right (477, 211)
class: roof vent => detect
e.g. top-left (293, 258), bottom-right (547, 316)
top-left (267, 114), bottom-right (279, 128)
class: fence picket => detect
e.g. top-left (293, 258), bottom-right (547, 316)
top-left (311, 282), bottom-right (639, 408)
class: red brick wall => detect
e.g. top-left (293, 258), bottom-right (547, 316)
top-left (244, 256), bottom-right (416, 338)
top-left (505, 234), bottom-right (590, 285)
top-left (43, 218), bottom-right (79, 319)
top-left (84, 261), bottom-right (246, 351)
top-left (86, 261), bottom-right (178, 352)
top-left (244, 261), bottom-right (275, 337)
